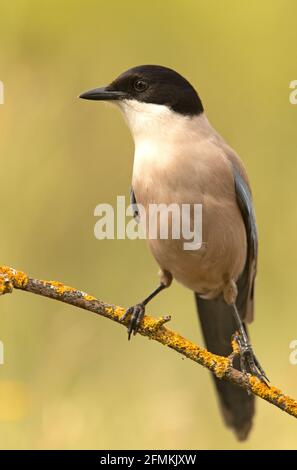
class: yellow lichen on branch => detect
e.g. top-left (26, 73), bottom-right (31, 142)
top-left (0, 264), bottom-right (297, 420)
top-left (39, 279), bottom-right (96, 302)
top-left (249, 376), bottom-right (297, 416)
top-left (0, 266), bottom-right (28, 294)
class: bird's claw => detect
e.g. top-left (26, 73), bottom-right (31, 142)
top-left (235, 333), bottom-right (269, 384)
top-left (120, 303), bottom-right (145, 340)
top-left (241, 346), bottom-right (269, 384)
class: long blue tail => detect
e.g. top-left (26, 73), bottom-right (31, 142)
top-left (195, 293), bottom-right (254, 440)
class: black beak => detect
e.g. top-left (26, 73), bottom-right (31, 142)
top-left (79, 86), bottom-right (126, 101)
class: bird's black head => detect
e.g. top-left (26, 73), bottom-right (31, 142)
top-left (80, 65), bottom-right (203, 116)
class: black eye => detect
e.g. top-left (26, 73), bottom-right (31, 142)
top-left (133, 79), bottom-right (148, 92)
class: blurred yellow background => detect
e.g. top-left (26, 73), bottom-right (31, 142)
top-left (0, 0), bottom-right (296, 450)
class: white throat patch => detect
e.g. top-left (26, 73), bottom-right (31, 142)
top-left (114, 99), bottom-right (215, 182)
top-left (117, 100), bottom-right (176, 142)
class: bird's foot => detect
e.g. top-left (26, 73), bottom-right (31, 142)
top-left (235, 332), bottom-right (269, 384)
top-left (120, 303), bottom-right (145, 340)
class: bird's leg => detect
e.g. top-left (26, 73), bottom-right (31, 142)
top-left (121, 283), bottom-right (166, 340)
top-left (232, 303), bottom-right (269, 383)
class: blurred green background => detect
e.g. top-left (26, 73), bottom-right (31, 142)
top-left (0, 0), bottom-right (296, 450)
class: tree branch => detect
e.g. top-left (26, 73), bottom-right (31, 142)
top-left (0, 265), bottom-right (296, 419)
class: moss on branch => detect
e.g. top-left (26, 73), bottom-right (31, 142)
top-left (0, 265), bottom-right (296, 419)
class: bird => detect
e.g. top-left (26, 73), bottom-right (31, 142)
top-left (79, 65), bottom-right (267, 441)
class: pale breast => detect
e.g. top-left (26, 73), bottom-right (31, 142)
top-left (132, 138), bottom-right (247, 296)
top-left (119, 103), bottom-right (247, 296)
